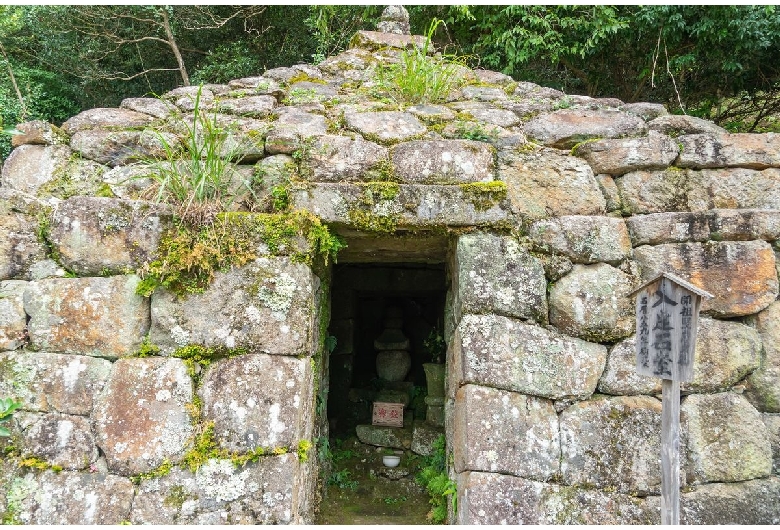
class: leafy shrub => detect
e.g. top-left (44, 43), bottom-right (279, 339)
top-left (416, 435), bottom-right (456, 524)
top-left (0, 398), bottom-right (21, 437)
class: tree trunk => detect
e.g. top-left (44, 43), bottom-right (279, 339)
top-left (160, 9), bottom-right (190, 86)
top-left (0, 41), bottom-right (27, 121)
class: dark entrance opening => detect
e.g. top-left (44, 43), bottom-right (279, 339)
top-left (327, 262), bottom-right (447, 437)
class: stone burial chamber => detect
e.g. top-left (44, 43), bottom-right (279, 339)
top-left (1, 8), bottom-right (779, 526)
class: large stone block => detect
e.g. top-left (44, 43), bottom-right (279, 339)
top-left (573, 132), bottom-right (679, 176)
top-left (14, 411), bottom-right (97, 470)
top-left (597, 336), bottom-right (662, 396)
top-left (199, 354), bottom-right (313, 452)
top-left (151, 257), bottom-right (318, 356)
top-left (746, 301), bottom-right (780, 412)
top-left (290, 182), bottom-right (510, 228)
top-left (69, 129), bottom-right (179, 167)
top-left (548, 263), bottom-right (635, 342)
top-left (500, 149), bottom-right (606, 220)
top-left (454, 232), bottom-right (547, 323)
top-left (0, 281), bottom-right (27, 350)
top-left (391, 140), bottom-right (495, 184)
top-left (616, 168), bottom-right (692, 214)
top-left (49, 197), bottom-right (172, 276)
top-left (0, 144), bottom-right (72, 195)
top-left (628, 207), bottom-right (780, 247)
top-left (764, 413), bottom-right (780, 474)
top-left (11, 470), bottom-right (134, 524)
top-left (676, 133), bottom-right (780, 170)
top-left (264, 110), bottom-right (327, 155)
top-left (94, 357), bottom-right (194, 475)
top-left (528, 215), bottom-right (632, 265)
top-left (298, 134), bottom-right (388, 182)
top-left (681, 477), bottom-right (780, 524)
top-left (560, 395), bottom-right (663, 494)
top-left (690, 168), bottom-right (780, 211)
top-left (0, 351), bottom-right (111, 415)
top-left (24, 275), bottom-right (150, 358)
top-left (345, 111), bottom-right (426, 144)
top-left (648, 114), bottom-right (726, 136)
top-left (453, 385), bottom-right (559, 480)
top-left (130, 455), bottom-right (303, 524)
top-left (682, 392), bottom-right (772, 484)
top-left (61, 107), bottom-right (154, 134)
top-left (11, 120), bottom-right (67, 148)
top-left (524, 109), bottom-right (647, 149)
top-left (456, 472), bottom-right (658, 525)
top-left (634, 241), bottom-right (778, 317)
top-left (0, 206), bottom-right (48, 281)
top-left (450, 314), bottom-right (606, 401)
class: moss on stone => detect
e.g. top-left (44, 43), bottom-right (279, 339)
top-left (347, 208), bottom-right (398, 234)
top-left (130, 459), bottom-right (172, 485)
top-left (136, 209), bottom-right (344, 297)
top-left (459, 181), bottom-right (507, 211)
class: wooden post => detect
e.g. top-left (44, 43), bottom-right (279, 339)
top-left (630, 272), bottom-right (712, 526)
top-left (660, 379), bottom-right (680, 525)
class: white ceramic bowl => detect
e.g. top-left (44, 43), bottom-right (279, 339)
top-left (382, 455), bottom-right (401, 468)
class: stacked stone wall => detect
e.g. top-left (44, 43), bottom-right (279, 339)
top-left (1, 25), bottom-right (779, 524)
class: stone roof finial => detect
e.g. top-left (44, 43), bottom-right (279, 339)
top-left (376, 5), bottom-right (411, 35)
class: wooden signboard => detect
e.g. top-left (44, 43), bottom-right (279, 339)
top-left (633, 272), bottom-right (711, 382)
top-left (631, 272), bottom-right (712, 526)
top-left (372, 402), bottom-right (404, 428)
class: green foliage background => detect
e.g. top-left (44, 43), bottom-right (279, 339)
top-left (2, 5), bottom-right (780, 163)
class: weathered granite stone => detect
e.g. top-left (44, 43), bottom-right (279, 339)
top-left (120, 97), bottom-right (178, 119)
top-left (411, 421), bottom-right (442, 456)
top-left (677, 133), bottom-right (780, 170)
top-left (453, 384), bottom-right (559, 480)
top-left (633, 241), bottom-right (778, 317)
top-left (101, 163), bottom-right (155, 199)
top-left (746, 301), bottom-right (780, 412)
top-left (24, 275), bottom-right (150, 358)
top-left (0, 280), bottom-right (27, 350)
top-left (0, 199), bottom-right (48, 282)
top-left (345, 111), bottom-right (426, 144)
top-left (200, 354), bottom-right (313, 452)
top-left (465, 107), bottom-right (519, 128)
top-left (706, 209), bottom-right (780, 241)
top-left (549, 263), bottom-right (635, 342)
top-left (226, 77), bottom-right (285, 100)
top-left (454, 233), bottom-right (547, 323)
top-left (474, 69), bottom-right (514, 86)
top-left (626, 211), bottom-right (711, 246)
top-left (616, 168), bottom-right (692, 214)
top-left (14, 411), bottom-right (97, 470)
top-left (151, 257), bottom-right (318, 356)
top-left (681, 477), bottom-right (780, 524)
top-left (690, 168), bottom-right (780, 211)
top-left (298, 134), bottom-right (388, 182)
top-left (456, 472), bottom-right (659, 525)
top-left (682, 392), bottom-right (772, 484)
top-left (95, 357), bottom-right (193, 475)
top-left (501, 148), bottom-right (606, 219)
top-left (391, 140), bottom-right (495, 184)
top-left (11, 120), bottom-right (67, 148)
top-left (682, 317), bottom-right (762, 393)
top-left (351, 30), bottom-right (427, 51)
top-left (0, 351), bottom-right (111, 415)
top-left (597, 336), bottom-right (663, 396)
top-left (11, 471), bottom-right (134, 524)
top-left (512, 81), bottom-right (565, 101)
top-left (61, 107), bottom-right (154, 135)
top-left (0, 144), bottom-right (72, 195)
top-left (130, 455), bottom-right (303, 524)
top-left (286, 81), bottom-right (338, 105)
top-left (163, 86), bottom-right (215, 112)
top-left (648, 114), bottom-right (727, 136)
top-left (560, 395), bottom-right (663, 494)
top-left (264, 110), bottom-right (327, 155)
top-left (460, 86), bottom-right (509, 103)
top-left (450, 314), bottom-right (606, 401)
top-left (217, 95), bottom-right (277, 117)
top-left (621, 102), bottom-right (668, 121)
top-left (290, 182), bottom-right (510, 228)
top-left (49, 197), bottom-right (172, 276)
top-left (763, 413), bottom-right (780, 474)
top-left (70, 129), bottom-right (179, 167)
top-left (528, 215), bottom-right (632, 265)
top-left (405, 104), bottom-right (456, 122)
top-left (356, 421), bottom-right (413, 450)
top-left (573, 133), bottom-right (679, 175)
top-left (524, 109), bottom-right (647, 149)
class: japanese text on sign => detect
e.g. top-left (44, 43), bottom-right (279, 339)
top-left (372, 402), bottom-right (404, 427)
